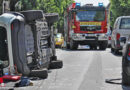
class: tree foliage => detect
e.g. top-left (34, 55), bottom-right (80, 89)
top-left (0, 0), bottom-right (74, 31)
top-left (18, 0), bottom-right (74, 31)
top-left (0, 0), bottom-right (3, 14)
top-left (110, 0), bottom-right (130, 27)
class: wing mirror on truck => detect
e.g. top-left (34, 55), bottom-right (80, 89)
top-left (71, 9), bottom-right (77, 13)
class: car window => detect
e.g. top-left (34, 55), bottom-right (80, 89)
top-left (120, 18), bottom-right (130, 29)
top-left (0, 26), bottom-right (9, 68)
top-left (56, 34), bottom-right (62, 38)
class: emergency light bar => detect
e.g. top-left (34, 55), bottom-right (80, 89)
top-left (76, 3), bottom-right (81, 6)
top-left (98, 3), bottom-right (103, 7)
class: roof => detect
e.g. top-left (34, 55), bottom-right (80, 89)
top-left (118, 16), bottom-right (130, 19)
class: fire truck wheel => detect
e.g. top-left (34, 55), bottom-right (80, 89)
top-left (114, 49), bottom-right (119, 55)
top-left (99, 41), bottom-right (107, 50)
top-left (66, 44), bottom-right (70, 49)
top-left (20, 10), bottom-right (44, 22)
top-left (111, 47), bottom-right (114, 53)
top-left (49, 60), bottom-right (63, 69)
top-left (70, 40), bottom-right (78, 50)
top-left (29, 68), bottom-right (48, 79)
top-left (122, 57), bottom-right (130, 86)
top-left (99, 46), bottom-right (106, 50)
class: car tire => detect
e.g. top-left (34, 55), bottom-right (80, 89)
top-left (99, 41), bottom-right (107, 50)
top-left (45, 13), bottom-right (59, 24)
top-left (49, 60), bottom-right (63, 69)
top-left (20, 10), bottom-right (44, 22)
top-left (29, 68), bottom-right (48, 79)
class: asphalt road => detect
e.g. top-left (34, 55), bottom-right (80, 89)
top-left (2, 47), bottom-right (130, 90)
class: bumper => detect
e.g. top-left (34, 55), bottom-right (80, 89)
top-left (73, 40), bottom-right (107, 45)
top-left (114, 41), bottom-right (124, 50)
top-left (55, 42), bottom-right (63, 46)
top-left (72, 33), bottom-right (108, 41)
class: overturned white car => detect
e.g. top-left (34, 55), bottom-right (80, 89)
top-left (0, 10), bottom-right (63, 78)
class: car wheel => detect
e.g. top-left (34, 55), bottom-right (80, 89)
top-left (122, 57), bottom-right (130, 86)
top-left (49, 60), bottom-right (63, 69)
top-left (20, 10), bottom-right (44, 22)
top-left (29, 68), bottom-right (48, 79)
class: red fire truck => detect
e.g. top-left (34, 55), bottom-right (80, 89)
top-left (64, 3), bottom-right (108, 50)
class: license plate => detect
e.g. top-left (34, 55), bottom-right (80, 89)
top-left (85, 34), bottom-right (95, 37)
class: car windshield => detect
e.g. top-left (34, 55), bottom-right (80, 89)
top-left (0, 26), bottom-right (9, 68)
top-left (120, 18), bottom-right (130, 29)
top-left (76, 10), bottom-right (105, 21)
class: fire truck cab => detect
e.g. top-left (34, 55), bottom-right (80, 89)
top-left (64, 3), bottom-right (108, 50)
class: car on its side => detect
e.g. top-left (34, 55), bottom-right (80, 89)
top-left (111, 16), bottom-right (130, 54)
top-left (0, 11), bottom-right (63, 79)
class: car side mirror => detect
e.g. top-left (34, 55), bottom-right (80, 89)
top-left (120, 37), bottom-right (126, 43)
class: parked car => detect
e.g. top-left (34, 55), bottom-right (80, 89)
top-left (0, 10), bottom-right (62, 78)
top-left (122, 36), bottom-right (130, 86)
top-left (55, 33), bottom-right (64, 48)
top-left (111, 16), bottom-right (130, 54)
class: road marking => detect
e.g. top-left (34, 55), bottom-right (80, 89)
top-left (73, 52), bottom-right (94, 90)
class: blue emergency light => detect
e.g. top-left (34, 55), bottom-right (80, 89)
top-left (98, 3), bottom-right (103, 7)
top-left (76, 3), bottom-right (81, 7)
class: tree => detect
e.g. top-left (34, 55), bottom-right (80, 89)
top-left (0, 0), bottom-right (74, 32)
top-left (110, 0), bottom-right (130, 27)
top-left (0, 0), bottom-right (3, 14)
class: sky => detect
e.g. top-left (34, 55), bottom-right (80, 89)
top-left (74, 0), bottom-right (110, 6)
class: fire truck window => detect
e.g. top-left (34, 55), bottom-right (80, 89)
top-left (0, 26), bottom-right (9, 68)
top-left (76, 10), bottom-right (105, 21)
